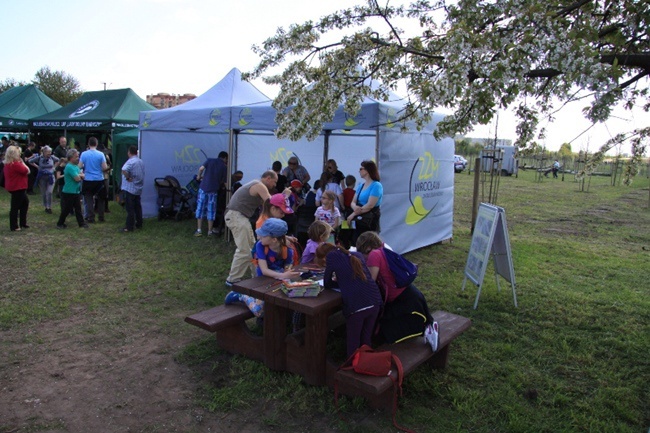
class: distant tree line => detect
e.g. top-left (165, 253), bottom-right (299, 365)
top-left (0, 66), bottom-right (83, 106)
top-left (454, 138), bottom-right (484, 158)
top-left (455, 138), bottom-right (637, 161)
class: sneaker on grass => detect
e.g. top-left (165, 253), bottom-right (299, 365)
top-left (193, 230), bottom-right (202, 237)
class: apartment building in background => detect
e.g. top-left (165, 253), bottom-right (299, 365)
top-left (146, 93), bottom-right (196, 109)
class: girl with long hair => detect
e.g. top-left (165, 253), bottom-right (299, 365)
top-left (315, 189), bottom-right (341, 231)
top-left (356, 231), bottom-right (436, 348)
top-left (316, 243), bottom-right (382, 356)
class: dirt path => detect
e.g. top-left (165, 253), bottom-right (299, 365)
top-left (0, 310), bottom-right (266, 433)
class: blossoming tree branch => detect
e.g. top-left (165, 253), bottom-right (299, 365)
top-left (245, 0), bottom-right (648, 184)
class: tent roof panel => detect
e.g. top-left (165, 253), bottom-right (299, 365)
top-left (0, 85), bottom-right (61, 129)
top-left (139, 68), bottom-right (271, 131)
top-left (31, 88), bottom-right (155, 130)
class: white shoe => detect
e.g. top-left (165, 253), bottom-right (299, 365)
top-left (424, 322), bottom-right (439, 352)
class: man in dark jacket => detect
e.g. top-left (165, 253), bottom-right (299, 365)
top-left (194, 151), bottom-right (228, 237)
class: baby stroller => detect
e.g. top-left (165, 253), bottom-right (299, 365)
top-left (154, 175), bottom-right (194, 221)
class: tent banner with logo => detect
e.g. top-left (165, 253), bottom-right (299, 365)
top-left (231, 96), bottom-right (455, 253)
top-left (377, 127), bottom-right (454, 252)
top-left (138, 68), bottom-right (272, 217)
top-left (138, 69), bottom-right (454, 253)
top-left (140, 130), bottom-right (229, 217)
top-left (232, 128), bottom-right (452, 253)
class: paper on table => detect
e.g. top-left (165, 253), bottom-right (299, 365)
top-left (315, 279), bottom-right (342, 292)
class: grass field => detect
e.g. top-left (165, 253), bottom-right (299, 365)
top-left (1, 169), bottom-right (648, 433)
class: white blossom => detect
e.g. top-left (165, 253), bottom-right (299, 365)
top-left (246, 0), bottom-right (649, 175)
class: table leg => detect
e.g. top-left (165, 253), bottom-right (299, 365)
top-left (301, 311), bottom-right (331, 386)
top-left (264, 303), bottom-right (288, 371)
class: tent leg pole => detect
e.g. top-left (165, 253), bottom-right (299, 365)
top-left (225, 129), bottom-right (238, 243)
top-left (323, 130), bottom-right (331, 171)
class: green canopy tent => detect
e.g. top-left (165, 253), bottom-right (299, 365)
top-left (30, 88), bottom-right (154, 132)
top-left (112, 128), bottom-right (139, 189)
top-left (0, 84), bottom-right (61, 130)
top-left (30, 88), bottom-right (155, 189)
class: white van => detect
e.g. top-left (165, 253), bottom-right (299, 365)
top-left (454, 155), bottom-right (468, 172)
top-left (480, 146), bottom-right (518, 176)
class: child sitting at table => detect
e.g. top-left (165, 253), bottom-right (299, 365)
top-left (225, 218), bottom-right (300, 317)
top-left (315, 243), bottom-right (383, 357)
top-left (356, 231), bottom-right (435, 347)
top-left (301, 220), bottom-right (332, 264)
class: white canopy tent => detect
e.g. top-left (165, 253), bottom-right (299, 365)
top-left (138, 68), bottom-right (271, 218)
top-left (139, 70), bottom-right (454, 253)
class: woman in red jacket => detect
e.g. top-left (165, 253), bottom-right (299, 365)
top-left (3, 145), bottom-right (30, 231)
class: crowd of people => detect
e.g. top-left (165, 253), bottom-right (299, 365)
top-left (224, 215), bottom-right (435, 357)
top-left (4, 142), bottom-right (430, 357)
top-left (220, 158), bottom-right (436, 357)
top-left (219, 158), bottom-right (384, 285)
top-left (1, 135), bottom-right (144, 233)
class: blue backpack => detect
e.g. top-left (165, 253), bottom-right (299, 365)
top-left (383, 247), bottom-right (418, 288)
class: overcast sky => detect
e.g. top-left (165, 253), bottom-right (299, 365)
top-left (3, 0), bottom-right (645, 154)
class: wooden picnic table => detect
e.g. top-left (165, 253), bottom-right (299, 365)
top-left (187, 276), bottom-right (472, 409)
top-left (233, 275), bottom-right (342, 386)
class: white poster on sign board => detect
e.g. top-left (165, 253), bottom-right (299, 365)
top-left (462, 203), bottom-right (517, 309)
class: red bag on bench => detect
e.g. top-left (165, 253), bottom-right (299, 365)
top-left (351, 346), bottom-right (392, 376)
top-left (336, 345), bottom-right (414, 433)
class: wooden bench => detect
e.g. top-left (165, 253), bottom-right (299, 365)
top-left (185, 304), bottom-right (264, 362)
top-left (331, 310), bottom-right (471, 409)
